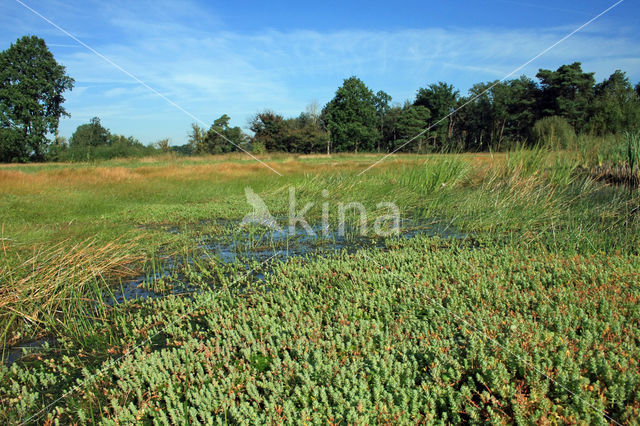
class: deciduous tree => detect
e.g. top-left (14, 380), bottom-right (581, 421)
top-left (188, 123), bottom-right (206, 152)
top-left (588, 70), bottom-right (640, 134)
top-left (374, 90), bottom-right (392, 152)
top-left (0, 35), bottom-right (74, 162)
top-left (69, 117), bottom-right (109, 147)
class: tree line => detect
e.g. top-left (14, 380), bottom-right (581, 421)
top-left (244, 65), bottom-right (640, 155)
top-left (2, 35), bottom-right (640, 162)
top-left (49, 116), bottom-right (161, 161)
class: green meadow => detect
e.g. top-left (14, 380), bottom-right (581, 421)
top-left (1, 147), bottom-right (639, 423)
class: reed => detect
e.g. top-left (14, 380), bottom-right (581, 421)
top-left (0, 238), bottom-right (143, 350)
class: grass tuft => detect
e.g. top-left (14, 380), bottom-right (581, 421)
top-left (0, 238), bottom-right (143, 349)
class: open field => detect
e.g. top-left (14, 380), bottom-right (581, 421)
top-left (1, 151), bottom-right (640, 423)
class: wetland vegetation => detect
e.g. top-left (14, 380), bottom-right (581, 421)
top-left (1, 142), bottom-right (639, 423)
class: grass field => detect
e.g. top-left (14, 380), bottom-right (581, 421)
top-left (1, 150), bottom-right (639, 423)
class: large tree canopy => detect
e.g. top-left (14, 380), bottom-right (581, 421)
top-left (250, 108), bottom-right (327, 153)
top-left (373, 90), bottom-right (392, 152)
top-left (396, 104), bottom-right (431, 153)
top-left (250, 111), bottom-right (288, 152)
top-left (69, 117), bottom-right (109, 147)
top-left (0, 35), bottom-right (74, 162)
top-left (414, 82), bottom-right (459, 148)
top-left (536, 62), bottom-right (594, 133)
top-left (588, 70), bottom-right (640, 134)
top-left (323, 76), bottom-right (379, 153)
top-left (458, 76), bottom-right (538, 150)
top-left (191, 115), bottom-right (247, 155)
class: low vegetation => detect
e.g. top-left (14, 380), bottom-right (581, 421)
top-left (0, 145), bottom-right (639, 423)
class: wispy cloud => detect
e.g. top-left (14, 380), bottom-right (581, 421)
top-left (3, 0), bottom-right (638, 144)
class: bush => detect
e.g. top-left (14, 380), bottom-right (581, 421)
top-left (251, 140), bottom-right (266, 154)
top-left (54, 141), bottom-right (159, 162)
top-left (171, 144), bottom-right (193, 156)
top-left (532, 116), bottom-right (576, 149)
top-left (155, 138), bottom-right (171, 153)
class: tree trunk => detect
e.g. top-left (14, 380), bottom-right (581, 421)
top-left (378, 117), bottom-right (384, 152)
top-left (498, 118), bottom-right (506, 148)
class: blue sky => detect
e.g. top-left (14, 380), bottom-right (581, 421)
top-left (1, 0), bottom-right (639, 145)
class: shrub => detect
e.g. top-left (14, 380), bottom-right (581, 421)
top-left (54, 141), bottom-right (159, 162)
top-left (155, 138), bottom-right (171, 153)
top-left (532, 116), bottom-right (576, 149)
top-left (251, 140), bottom-right (266, 154)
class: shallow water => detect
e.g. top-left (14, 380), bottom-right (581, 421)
top-left (115, 217), bottom-right (467, 302)
top-left (201, 217), bottom-right (465, 264)
top-left (2, 337), bottom-right (56, 365)
top-left (5, 217), bottom-right (467, 365)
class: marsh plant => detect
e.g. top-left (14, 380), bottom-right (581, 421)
top-left (241, 186), bottom-right (401, 238)
top-left (1, 152), bottom-right (639, 424)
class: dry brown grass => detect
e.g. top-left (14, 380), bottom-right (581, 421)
top-left (0, 153), bottom-right (508, 193)
top-left (0, 167), bottom-right (141, 195)
top-left (0, 238), bottom-right (143, 345)
top-left (590, 163), bottom-right (640, 188)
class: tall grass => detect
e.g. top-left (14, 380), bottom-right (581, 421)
top-left (573, 131), bottom-right (640, 188)
top-left (0, 238), bottom-right (142, 352)
top-left (624, 130), bottom-right (640, 172)
top-left (573, 131), bottom-right (639, 168)
top-left (397, 157), bottom-right (471, 193)
top-left (501, 144), bottom-right (548, 180)
top-left (548, 154), bottom-right (580, 186)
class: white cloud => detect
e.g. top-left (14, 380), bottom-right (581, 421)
top-left (7, 1), bottom-right (635, 144)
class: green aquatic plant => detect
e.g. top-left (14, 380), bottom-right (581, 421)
top-left (2, 237), bottom-right (639, 424)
